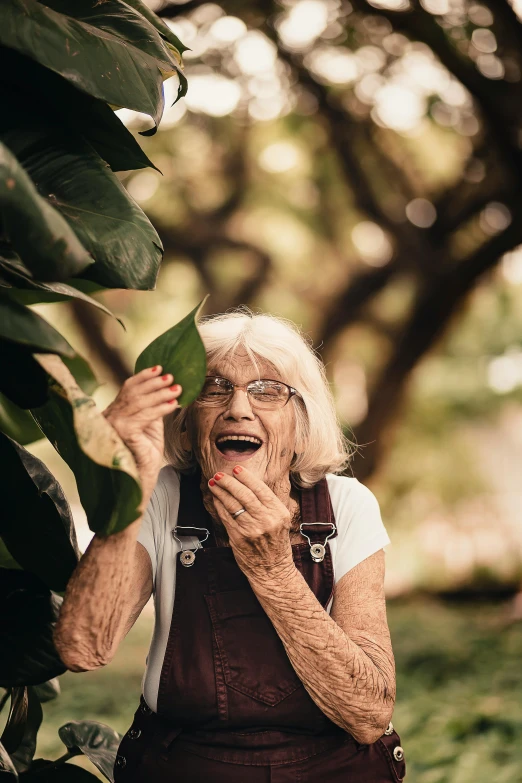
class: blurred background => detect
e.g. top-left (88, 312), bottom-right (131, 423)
top-left (29, 0), bottom-right (522, 779)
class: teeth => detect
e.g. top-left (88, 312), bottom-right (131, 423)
top-left (216, 435), bottom-right (262, 445)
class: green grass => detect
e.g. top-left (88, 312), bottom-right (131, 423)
top-left (34, 599), bottom-right (522, 782)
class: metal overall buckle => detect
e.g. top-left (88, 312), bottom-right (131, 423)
top-left (172, 526), bottom-right (209, 567)
top-left (299, 522), bottom-right (336, 563)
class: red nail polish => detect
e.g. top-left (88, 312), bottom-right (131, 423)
top-left (168, 398), bottom-right (177, 404)
top-left (169, 385), bottom-right (179, 392)
top-left (208, 478), bottom-right (215, 487)
top-left (152, 365), bottom-right (160, 372)
top-left (233, 465), bottom-right (242, 474)
top-left (215, 472), bottom-right (224, 480)
top-left (161, 374), bottom-right (170, 381)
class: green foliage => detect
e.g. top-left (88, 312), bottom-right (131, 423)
top-left (58, 722), bottom-right (122, 782)
top-left (0, 434), bottom-right (80, 591)
top-left (0, 570), bottom-right (66, 688)
top-left (30, 355), bottom-right (142, 537)
top-left (0, 142), bottom-right (93, 282)
top-left (135, 297), bottom-right (208, 406)
top-left (0, 2), bottom-right (200, 779)
top-left (0, 0), bottom-right (186, 128)
top-left (391, 599), bottom-right (522, 783)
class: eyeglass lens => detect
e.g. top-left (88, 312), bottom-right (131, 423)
top-left (198, 378), bottom-right (290, 407)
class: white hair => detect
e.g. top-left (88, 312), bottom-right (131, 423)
top-left (164, 308), bottom-right (354, 487)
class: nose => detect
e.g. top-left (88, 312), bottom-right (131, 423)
top-left (223, 388), bottom-right (256, 422)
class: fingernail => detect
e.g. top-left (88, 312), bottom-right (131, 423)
top-left (168, 398), bottom-right (177, 404)
top-left (233, 465), bottom-right (242, 474)
top-left (214, 472), bottom-right (224, 480)
top-left (169, 385), bottom-right (180, 392)
top-left (208, 478), bottom-right (215, 487)
top-left (152, 365), bottom-right (160, 372)
top-left (161, 374), bottom-right (170, 381)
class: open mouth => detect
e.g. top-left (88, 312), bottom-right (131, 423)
top-left (215, 435), bottom-right (263, 461)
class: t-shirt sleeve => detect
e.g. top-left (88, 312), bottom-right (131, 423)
top-left (137, 481), bottom-right (166, 587)
top-left (327, 475), bottom-right (391, 584)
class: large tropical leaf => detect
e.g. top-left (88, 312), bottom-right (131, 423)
top-left (0, 341), bottom-right (49, 409)
top-left (2, 687), bottom-right (43, 774)
top-left (30, 354), bottom-right (142, 536)
top-left (0, 741), bottom-right (18, 780)
top-left (0, 297), bottom-right (75, 358)
top-left (32, 678), bottom-right (60, 705)
top-left (123, 0), bottom-right (189, 57)
top-left (0, 393), bottom-right (43, 444)
top-left (0, 433), bottom-right (80, 592)
top-left (0, 142), bottom-right (92, 282)
top-left (0, 48), bottom-right (158, 174)
top-left (58, 722), bottom-right (122, 783)
top-left (0, 252), bottom-right (123, 325)
top-left (0, 0), bottom-right (186, 130)
top-left (0, 538), bottom-right (22, 570)
top-left (135, 298), bottom-right (208, 406)
top-left (0, 570), bottom-right (66, 687)
top-left (2, 126), bottom-right (163, 290)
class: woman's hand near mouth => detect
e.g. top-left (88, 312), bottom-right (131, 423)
top-left (208, 465), bottom-right (295, 576)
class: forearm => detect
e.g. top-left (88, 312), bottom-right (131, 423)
top-left (53, 513), bottom-right (145, 672)
top-left (247, 563), bottom-right (395, 744)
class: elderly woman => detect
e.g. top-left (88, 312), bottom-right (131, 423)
top-left (55, 310), bottom-right (405, 782)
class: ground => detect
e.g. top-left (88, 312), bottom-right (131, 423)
top-left (36, 599), bottom-right (522, 782)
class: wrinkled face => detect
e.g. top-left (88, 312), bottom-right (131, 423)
top-left (186, 350), bottom-right (298, 489)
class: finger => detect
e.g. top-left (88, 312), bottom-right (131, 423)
top-left (212, 473), bottom-right (261, 510)
top-left (119, 384), bottom-right (181, 415)
top-left (213, 497), bottom-right (233, 529)
top-left (137, 373), bottom-right (177, 395)
top-left (138, 398), bottom-right (180, 419)
top-left (230, 465), bottom-right (277, 505)
top-left (208, 479), bottom-right (257, 516)
top-left (125, 365), bottom-right (164, 387)
top-left (136, 384), bottom-right (182, 408)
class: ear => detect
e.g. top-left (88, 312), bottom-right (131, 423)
top-left (293, 431), bottom-right (305, 456)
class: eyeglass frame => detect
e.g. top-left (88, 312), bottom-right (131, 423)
top-left (195, 375), bottom-right (303, 409)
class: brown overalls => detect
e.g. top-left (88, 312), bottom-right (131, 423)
top-left (114, 471), bottom-right (406, 782)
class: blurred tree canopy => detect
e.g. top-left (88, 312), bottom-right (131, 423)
top-left (67, 0), bottom-right (522, 488)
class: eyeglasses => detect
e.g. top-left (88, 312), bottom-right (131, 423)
top-left (195, 376), bottom-right (303, 410)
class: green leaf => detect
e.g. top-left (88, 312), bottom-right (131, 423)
top-left (0, 297), bottom-right (75, 357)
top-left (122, 0), bottom-right (190, 56)
top-left (0, 741), bottom-right (18, 780)
top-left (59, 356), bottom-right (99, 397)
top-left (135, 297), bottom-right (208, 406)
top-left (0, 570), bottom-right (66, 687)
top-left (0, 253), bottom-right (124, 327)
top-left (0, 142), bottom-right (93, 282)
top-left (0, 342), bottom-right (52, 410)
top-left (0, 538), bottom-right (22, 570)
top-left (0, 433), bottom-right (80, 592)
top-left (58, 721), bottom-right (122, 783)
top-left (0, 0), bottom-right (185, 130)
top-left (2, 127), bottom-right (163, 290)
top-left (32, 678), bottom-right (60, 704)
top-left (30, 354), bottom-right (142, 536)
top-left (0, 394), bottom-right (43, 445)
top-left (2, 687), bottom-right (43, 774)
top-left (0, 48), bottom-right (159, 174)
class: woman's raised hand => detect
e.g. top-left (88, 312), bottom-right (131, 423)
top-left (103, 365), bottom-right (182, 499)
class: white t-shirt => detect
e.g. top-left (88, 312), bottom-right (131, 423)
top-left (137, 465), bottom-right (391, 712)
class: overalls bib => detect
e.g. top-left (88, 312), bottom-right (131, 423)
top-left (114, 471), bottom-right (406, 782)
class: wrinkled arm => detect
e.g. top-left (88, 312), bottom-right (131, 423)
top-left (53, 520), bottom-right (153, 672)
top-left (247, 549), bottom-right (395, 744)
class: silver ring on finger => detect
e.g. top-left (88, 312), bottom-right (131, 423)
top-left (232, 508), bottom-right (246, 518)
